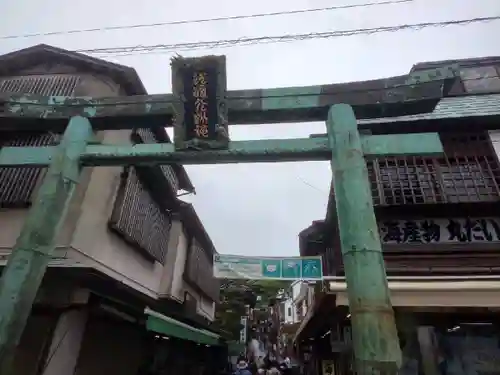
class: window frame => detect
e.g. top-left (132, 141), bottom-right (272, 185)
top-left (369, 133), bottom-right (500, 205)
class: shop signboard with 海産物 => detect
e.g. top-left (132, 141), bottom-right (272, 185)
top-left (213, 254), bottom-right (323, 280)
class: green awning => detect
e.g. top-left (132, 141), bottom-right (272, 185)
top-left (145, 307), bottom-right (221, 346)
top-left (227, 341), bottom-right (245, 356)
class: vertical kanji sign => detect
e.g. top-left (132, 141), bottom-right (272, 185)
top-left (171, 55), bottom-right (229, 150)
top-left (0, 52), bottom-right (455, 374)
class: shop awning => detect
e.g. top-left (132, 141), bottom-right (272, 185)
top-left (329, 277), bottom-right (500, 307)
top-left (145, 307), bottom-right (221, 346)
top-left (227, 341), bottom-right (246, 356)
top-left (292, 293), bottom-right (336, 344)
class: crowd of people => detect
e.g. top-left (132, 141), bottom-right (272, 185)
top-left (232, 355), bottom-right (293, 375)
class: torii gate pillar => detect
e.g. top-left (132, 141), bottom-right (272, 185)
top-left (328, 104), bottom-right (401, 374)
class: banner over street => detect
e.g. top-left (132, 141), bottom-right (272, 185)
top-left (213, 254), bottom-right (323, 280)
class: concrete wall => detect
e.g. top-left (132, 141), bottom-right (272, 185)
top-left (0, 68), bottom-right (121, 252)
top-left (184, 282), bottom-right (216, 321)
top-left (489, 130), bottom-right (500, 157)
top-left (1, 62), bottom-right (217, 375)
top-left (68, 129), bottom-right (165, 298)
top-left (10, 313), bottom-right (56, 375)
top-left (42, 309), bottom-right (88, 375)
top-left (69, 72), bottom-right (167, 298)
top-left (166, 222), bottom-right (216, 321)
top-left (0, 67), bottom-right (216, 317)
top-left (282, 282), bottom-right (304, 324)
top-left (0, 68), bottom-right (169, 298)
top-left (0, 71), bottom-right (123, 251)
top-left (170, 224), bottom-right (189, 300)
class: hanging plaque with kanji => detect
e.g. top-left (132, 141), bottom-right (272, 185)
top-left (171, 55), bottom-right (229, 150)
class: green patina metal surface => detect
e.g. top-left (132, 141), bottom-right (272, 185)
top-left (361, 132), bottom-right (442, 159)
top-left (0, 65), bottom-right (457, 129)
top-left (0, 52), bottom-right (455, 373)
top-left (404, 64), bottom-right (458, 86)
top-left (0, 133), bottom-right (442, 167)
top-left (0, 116), bottom-right (93, 374)
top-left (260, 86), bottom-right (323, 110)
top-left (327, 104), bottom-right (402, 374)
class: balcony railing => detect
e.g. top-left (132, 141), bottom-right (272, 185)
top-left (368, 132), bottom-right (500, 205)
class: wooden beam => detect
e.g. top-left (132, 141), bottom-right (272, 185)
top-left (0, 133), bottom-right (443, 167)
top-left (0, 66), bottom-right (457, 130)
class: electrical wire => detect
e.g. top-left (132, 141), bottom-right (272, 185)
top-left (0, 0), bottom-right (412, 40)
top-left (72, 16), bottom-right (500, 57)
top-left (297, 176), bottom-right (328, 195)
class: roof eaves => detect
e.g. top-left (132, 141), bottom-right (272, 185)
top-left (298, 220), bottom-right (326, 256)
top-left (358, 93), bottom-right (500, 125)
top-left (0, 44), bottom-right (144, 94)
top-left (0, 44), bottom-right (195, 195)
top-left (410, 55), bottom-right (500, 72)
top-left (178, 202), bottom-right (217, 257)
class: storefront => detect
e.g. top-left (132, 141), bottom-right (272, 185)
top-left (141, 308), bottom-right (227, 375)
top-left (294, 277), bottom-right (500, 375)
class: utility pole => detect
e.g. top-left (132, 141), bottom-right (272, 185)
top-left (327, 104), bottom-right (401, 374)
top-left (0, 116), bottom-right (93, 374)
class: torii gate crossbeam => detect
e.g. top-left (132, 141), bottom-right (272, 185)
top-left (0, 54), bottom-right (453, 375)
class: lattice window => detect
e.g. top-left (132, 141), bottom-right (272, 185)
top-left (0, 133), bottom-right (58, 208)
top-left (134, 128), bottom-right (179, 193)
top-left (184, 240), bottom-right (219, 301)
top-left (109, 167), bottom-right (172, 264)
top-left (0, 74), bottom-right (81, 96)
top-left (369, 132), bottom-right (500, 205)
top-left (0, 74), bottom-right (80, 207)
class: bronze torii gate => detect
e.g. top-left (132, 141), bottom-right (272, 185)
top-left (0, 55), bottom-right (452, 374)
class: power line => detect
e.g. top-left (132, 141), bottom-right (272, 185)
top-left (297, 176), bottom-right (328, 195)
top-left (0, 0), bottom-right (412, 41)
top-left (73, 16), bottom-right (500, 57)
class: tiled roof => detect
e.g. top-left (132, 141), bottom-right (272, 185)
top-left (359, 93), bottom-right (500, 124)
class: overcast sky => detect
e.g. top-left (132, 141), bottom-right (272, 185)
top-left (2, 0), bottom-right (499, 257)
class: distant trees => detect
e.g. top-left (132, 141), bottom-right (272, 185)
top-left (215, 280), bottom-right (291, 341)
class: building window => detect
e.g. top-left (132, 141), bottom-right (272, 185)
top-left (134, 128), bottom-right (179, 193)
top-left (0, 132), bottom-right (58, 208)
top-left (369, 132), bottom-right (500, 205)
top-left (0, 74), bottom-right (81, 96)
top-left (0, 74), bottom-right (80, 208)
top-left (287, 307), bottom-right (292, 317)
top-left (109, 167), bottom-right (172, 264)
top-left (295, 306), bottom-right (300, 319)
top-left (460, 66), bottom-right (500, 93)
top-left (184, 240), bottom-right (220, 302)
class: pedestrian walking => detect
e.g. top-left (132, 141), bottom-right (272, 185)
top-left (233, 358), bottom-right (252, 375)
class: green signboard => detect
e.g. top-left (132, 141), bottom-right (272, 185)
top-left (213, 254), bottom-right (323, 280)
